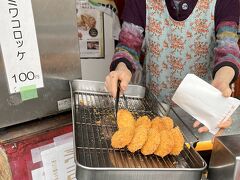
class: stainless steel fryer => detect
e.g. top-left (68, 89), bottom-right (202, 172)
top-left (70, 80), bottom-right (206, 180)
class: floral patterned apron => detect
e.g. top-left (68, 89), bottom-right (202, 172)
top-left (145, 0), bottom-right (216, 104)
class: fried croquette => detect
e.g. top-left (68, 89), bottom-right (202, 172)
top-left (141, 128), bottom-right (160, 155)
top-left (127, 126), bottom-right (149, 153)
top-left (154, 130), bottom-right (174, 158)
top-left (151, 117), bottom-right (164, 131)
top-left (111, 127), bottom-right (134, 148)
top-left (135, 116), bottom-right (151, 129)
top-left (170, 126), bottom-right (184, 155)
top-left (117, 109), bottom-right (135, 129)
top-left (151, 116), bottom-right (174, 132)
top-left (112, 113), bottom-right (184, 157)
top-left (161, 116), bottom-right (174, 130)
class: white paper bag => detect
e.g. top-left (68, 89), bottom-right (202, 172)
top-left (172, 74), bottom-right (240, 134)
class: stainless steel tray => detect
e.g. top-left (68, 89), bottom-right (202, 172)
top-left (70, 80), bottom-right (206, 180)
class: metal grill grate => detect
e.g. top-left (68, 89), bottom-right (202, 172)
top-left (73, 92), bottom-right (204, 169)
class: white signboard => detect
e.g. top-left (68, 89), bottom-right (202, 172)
top-left (31, 167), bottom-right (45, 180)
top-left (0, 0), bottom-right (44, 94)
top-left (31, 143), bottom-right (55, 164)
top-left (41, 142), bottom-right (76, 180)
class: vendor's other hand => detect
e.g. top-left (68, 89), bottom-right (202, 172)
top-left (193, 66), bottom-right (235, 133)
top-left (193, 118), bottom-right (233, 133)
top-left (105, 62), bottom-right (132, 98)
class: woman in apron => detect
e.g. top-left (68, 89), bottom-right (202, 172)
top-left (105, 0), bottom-right (240, 133)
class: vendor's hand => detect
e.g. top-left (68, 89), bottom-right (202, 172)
top-left (193, 118), bottom-right (233, 133)
top-left (105, 62), bottom-right (132, 98)
top-left (193, 66), bottom-right (235, 133)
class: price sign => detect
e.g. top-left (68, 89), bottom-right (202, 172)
top-left (0, 0), bottom-right (44, 94)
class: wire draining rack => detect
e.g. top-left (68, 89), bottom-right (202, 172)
top-left (70, 80), bottom-right (206, 180)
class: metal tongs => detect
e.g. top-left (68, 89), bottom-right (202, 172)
top-left (115, 80), bottom-right (128, 119)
